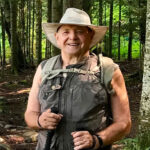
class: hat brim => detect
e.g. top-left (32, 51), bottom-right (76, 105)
top-left (42, 23), bottom-right (108, 49)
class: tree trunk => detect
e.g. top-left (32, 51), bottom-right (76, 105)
top-left (139, 0), bottom-right (146, 78)
top-left (104, 1), bottom-right (107, 54)
top-left (63, 0), bottom-right (83, 11)
top-left (1, 7), bottom-right (6, 66)
top-left (118, 0), bottom-right (121, 60)
top-left (72, 0), bottom-right (83, 9)
top-left (140, 0), bottom-right (150, 133)
top-left (63, 0), bottom-right (70, 13)
top-left (19, 0), bottom-right (26, 66)
top-left (51, 0), bottom-right (62, 56)
top-left (99, 0), bottom-right (103, 25)
top-left (10, 0), bottom-right (19, 73)
top-left (0, 0), bottom-right (26, 70)
top-left (26, 0), bottom-right (29, 60)
top-left (0, 34), bottom-right (2, 66)
top-left (128, 15), bottom-right (133, 61)
top-left (83, 0), bottom-right (91, 16)
top-left (31, 0), bottom-right (35, 64)
top-left (109, 0), bottom-right (113, 57)
top-left (28, 0), bottom-right (31, 63)
top-left (45, 0), bottom-right (52, 58)
top-left (20, 0), bottom-right (26, 58)
top-left (36, 0), bottom-right (42, 64)
top-left (139, 0), bottom-right (146, 46)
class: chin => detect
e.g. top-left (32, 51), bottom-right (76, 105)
top-left (65, 49), bottom-right (80, 55)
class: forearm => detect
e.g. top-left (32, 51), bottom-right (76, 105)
top-left (24, 111), bottom-right (41, 129)
top-left (97, 119), bottom-right (131, 146)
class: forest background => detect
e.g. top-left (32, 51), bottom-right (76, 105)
top-left (0, 0), bottom-right (150, 150)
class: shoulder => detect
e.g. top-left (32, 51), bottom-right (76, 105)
top-left (111, 68), bottom-right (125, 88)
top-left (99, 55), bottom-right (119, 94)
top-left (101, 56), bottom-right (119, 70)
top-left (40, 60), bottom-right (47, 69)
top-left (41, 55), bottom-right (60, 70)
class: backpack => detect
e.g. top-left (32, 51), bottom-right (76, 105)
top-left (41, 54), bottom-right (118, 94)
top-left (40, 54), bottom-right (118, 150)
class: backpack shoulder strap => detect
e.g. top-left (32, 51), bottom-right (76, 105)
top-left (41, 55), bottom-right (60, 83)
top-left (99, 54), bottom-right (119, 94)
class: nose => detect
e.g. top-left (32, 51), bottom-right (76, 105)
top-left (69, 31), bottom-right (78, 40)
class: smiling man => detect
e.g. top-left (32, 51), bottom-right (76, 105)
top-left (55, 25), bottom-right (94, 68)
top-left (24, 8), bottom-right (131, 150)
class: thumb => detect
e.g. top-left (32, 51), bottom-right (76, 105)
top-left (46, 109), bottom-right (51, 113)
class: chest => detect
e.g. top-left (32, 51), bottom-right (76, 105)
top-left (38, 72), bottom-right (108, 120)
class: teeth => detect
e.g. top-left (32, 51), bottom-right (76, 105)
top-left (68, 43), bottom-right (78, 46)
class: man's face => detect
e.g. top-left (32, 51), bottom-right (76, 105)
top-left (55, 25), bottom-right (94, 56)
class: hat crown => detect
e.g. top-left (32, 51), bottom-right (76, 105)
top-left (60, 8), bottom-right (91, 25)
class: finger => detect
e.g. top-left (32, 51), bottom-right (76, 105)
top-left (44, 117), bottom-right (60, 123)
top-left (44, 121), bottom-right (58, 129)
top-left (45, 121), bottom-right (58, 126)
top-left (73, 136), bottom-right (84, 143)
top-left (74, 139), bottom-right (85, 146)
top-left (72, 131), bottom-right (87, 138)
top-left (74, 143), bottom-right (88, 150)
top-left (59, 114), bottom-right (63, 117)
top-left (44, 109), bottom-right (63, 119)
top-left (47, 113), bottom-right (63, 121)
top-left (46, 109), bottom-right (51, 113)
top-left (47, 125), bottom-right (57, 130)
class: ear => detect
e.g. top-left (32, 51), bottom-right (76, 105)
top-left (55, 32), bottom-right (58, 40)
top-left (55, 33), bottom-right (61, 47)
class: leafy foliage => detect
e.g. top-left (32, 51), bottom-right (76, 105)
top-left (121, 130), bottom-right (150, 150)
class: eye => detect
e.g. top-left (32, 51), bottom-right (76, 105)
top-left (63, 31), bottom-right (69, 34)
top-left (76, 30), bottom-right (84, 34)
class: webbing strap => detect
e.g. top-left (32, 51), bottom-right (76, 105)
top-left (41, 68), bottom-right (95, 86)
top-left (41, 55), bottom-right (60, 83)
top-left (98, 54), bottom-right (104, 84)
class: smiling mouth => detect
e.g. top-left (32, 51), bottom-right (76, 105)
top-left (67, 43), bottom-right (80, 46)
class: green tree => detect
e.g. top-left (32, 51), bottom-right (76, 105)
top-left (140, 0), bottom-right (150, 145)
top-left (109, 0), bottom-right (114, 57)
top-left (31, 0), bottom-right (35, 64)
top-left (99, 0), bottom-right (103, 25)
top-left (1, 7), bottom-right (6, 66)
top-left (10, 0), bottom-right (19, 73)
top-left (0, 0), bottom-right (26, 71)
top-left (72, 0), bottom-right (83, 9)
top-left (118, 0), bottom-right (122, 60)
top-left (36, 0), bottom-right (42, 64)
top-left (51, 0), bottom-right (62, 56)
top-left (45, 0), bottom-right (52, 58)
top-left (128, 1), bottom-right (133, 61)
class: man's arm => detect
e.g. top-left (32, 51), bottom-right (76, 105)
top-left (96, 68), bottom-right (131, 146)
top-left (24, 65), bottom-right (63, 130)
top-left (24, 65), bottom-right (42, 129)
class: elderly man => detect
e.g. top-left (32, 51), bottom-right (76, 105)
top-left (25, 8), bottom-right (131, 150)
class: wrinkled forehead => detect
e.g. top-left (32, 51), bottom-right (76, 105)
top-left (56, 24), bottom-right (92, 32)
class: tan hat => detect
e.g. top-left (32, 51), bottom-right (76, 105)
top-left (42, 8), bottom-right (108, 49)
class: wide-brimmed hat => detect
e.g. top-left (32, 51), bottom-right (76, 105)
top-left (42, 8), bottom-right (108, 49)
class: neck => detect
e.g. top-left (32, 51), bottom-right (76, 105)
top-left (61, 51), bottom-right (90, 68)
